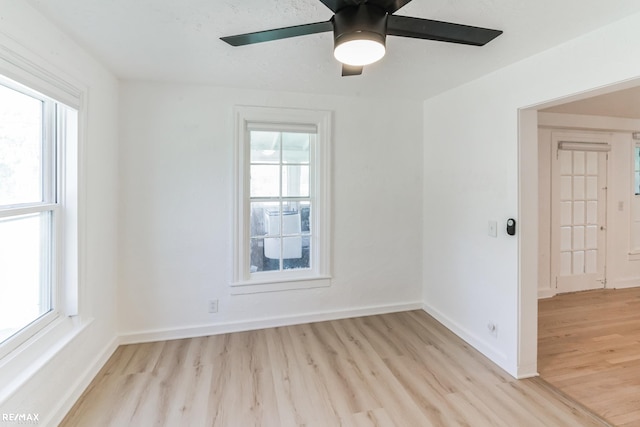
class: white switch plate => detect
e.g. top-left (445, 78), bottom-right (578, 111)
top-left (488, 220), bottom-right (497, 238)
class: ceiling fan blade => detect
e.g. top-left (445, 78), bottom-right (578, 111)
top-left (387, 15), bottom-right (502, 46)
top-left (342, 64), bottom-right (363, 76)
top-left (369, 0), bottom-right (413, 14)
top-left (221, 21), bottom-right (333, 46)
top-left (318, 0), bottom-right (363, 12)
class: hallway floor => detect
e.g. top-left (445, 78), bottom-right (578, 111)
top-left (539, 287), bottom-right (640, 426)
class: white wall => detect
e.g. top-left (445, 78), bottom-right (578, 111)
top-left (118, 82), bottom-right (423, 340)
top-left (422, 12), bottom-right (640, 377)
top-left (538, 114), bottom-right (640, 298)
top-left (0, 3), bottom-right (119, 426)
top-left (7, 5), bottom-right (639, 422)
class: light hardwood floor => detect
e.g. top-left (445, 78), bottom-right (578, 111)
top-left (539, 287), bottom-right (640, 427)
top-left (61, 310), bottom-right (607, 427)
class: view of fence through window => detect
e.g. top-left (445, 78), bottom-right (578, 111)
top-left (0, 82), bottom-right (52, 344)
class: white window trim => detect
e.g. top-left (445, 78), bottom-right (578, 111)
top-left (232, 106), bottom-right (332, 294)
top-left (0, 35), bottom-right (86, 383)
top-left (0, 77), bottom-right (82, 361)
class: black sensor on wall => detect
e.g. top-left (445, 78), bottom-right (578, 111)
top-left (220, 0), bottom-right (502, 77)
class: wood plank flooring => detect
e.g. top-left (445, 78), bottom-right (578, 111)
top-left (539, 287), bottom-right (640, 427)
top-left (61, 310), bottom-right (607, 427)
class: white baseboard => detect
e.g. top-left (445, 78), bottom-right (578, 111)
top-left (609, 278), bottom-right (640, 289)
top-left (516, 364), bottom-right (539, 379)
top-left (421, 303), bottom-right (512, 377)
top-left (120, 301), bottom-right (423, 345)
top-left (538, 288), bottom-right (556, 299)
top-left (45, 335), bottom-right (120, 427)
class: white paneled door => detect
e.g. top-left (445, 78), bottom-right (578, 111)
top-left (551, 133), bottom-right (609, 293)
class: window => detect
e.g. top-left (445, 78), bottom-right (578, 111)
top-left (635, 144), bottom-right (640, 196)
top-left (632, 143), bottom-right (640, 254)
top-left (233, 107), bottom-right (331, 293)
top-left (0, 75), bottom-right (78, 357)
top-left (250, 131), bottom-right (312, 272)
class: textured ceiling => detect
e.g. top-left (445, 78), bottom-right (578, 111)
top-left (24, 0), bottom-right (640, 100)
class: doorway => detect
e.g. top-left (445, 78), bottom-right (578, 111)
top-left (522, 83), bottom-right (640, 424)
top-left (517, 79), bottom-right (640, 378)
top-left (551, 133), bottom-right (610, 293)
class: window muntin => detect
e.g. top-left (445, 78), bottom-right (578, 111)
top-left (234, 107), bottom-right (331, 291)
top-left (0, 78), bottom-right (60, 350)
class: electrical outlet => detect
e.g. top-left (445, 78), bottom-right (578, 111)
top-left (487, 322), bottom-right (498, 338)
top-left (208, 299), bottom-right (218, 314)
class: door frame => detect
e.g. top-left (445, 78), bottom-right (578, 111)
top-left (517, 78), bottom-right (640, 379)
top-left (550, 131), bottom-right (610, 293)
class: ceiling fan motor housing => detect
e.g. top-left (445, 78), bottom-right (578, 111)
top-left (333, 4), bottom-right (388, 53)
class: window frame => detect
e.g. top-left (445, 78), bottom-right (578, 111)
top-left (630, 141), bottom-right (640, 257)
top-left (634, 143), bottom-right (640, 196)
top-left (0, 76), bottom-right (58, 357)
top-left (232, 106), bottom-right (332, 294)
top-left (0, 74), bottom-right (80, 360)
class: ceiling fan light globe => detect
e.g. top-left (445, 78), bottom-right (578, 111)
top-left (334, 39), bottom-right (386, 66)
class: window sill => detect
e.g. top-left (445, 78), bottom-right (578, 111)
top-left (629, 251), bottom-right (640, 261)
top-left (0, 314), bottom-right (91, 403)
top-left (230, 275), bottom-right (332, 295)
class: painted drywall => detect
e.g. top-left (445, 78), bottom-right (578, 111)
top-left (538, 114), bottom-right (640, 297)
top-left (118, 82), bottom-right (423, 339)
top-left (422, 12), bottom-right (640, 377)
top-left (0, 2), bottom-right (119, 425)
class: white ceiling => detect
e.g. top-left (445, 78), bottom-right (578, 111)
top-left (25, 0), bottom-right (640, 100)
top-left (542, 86), bottom-right (640, 120)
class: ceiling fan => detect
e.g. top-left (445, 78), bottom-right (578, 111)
top-left (220, 0), bottom-right (502, 76)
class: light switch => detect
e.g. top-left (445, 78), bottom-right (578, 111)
top-left (488, 220), bottom-right (497, 238)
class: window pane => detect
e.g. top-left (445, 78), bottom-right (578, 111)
top-left (250, 201), bottom-right (279, 237)
top-left (250, 165), bottom-right (279, 197)
top-left (0, 212), bottom-right (51, 344)
top-left (282, 165), bottom-right (309, 197)
top-left (250, 131), bottom-right (280, 164)
top-left (0, 85), bottom-right (43, 206)
top-left (636, 172), bottom-right (640, 196)
top-left (282, 237), bottom-right (308, 270)
top-left (279, 201), bottom-right (310, 231)
top-left (250, 238), bottom-right (280, 272)
top-left (264, 205), bottom-right (282, 236)
top-left (282, 132), bottom-right (310, 164)
top-left (300, 201), bottom-right (311, 234)
top-left (249, 203), bottom-right (310, 273)
top-left (281, 210), bottom-right (301, 236)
